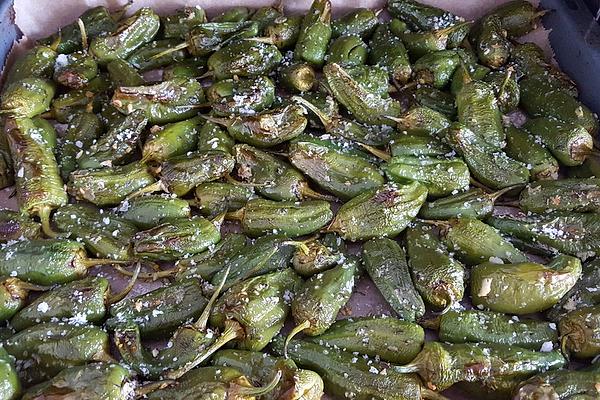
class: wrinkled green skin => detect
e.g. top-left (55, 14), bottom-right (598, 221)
top-left (395, 106), bottom-right (451, 136)
top-left (210, 269), bottom-right (302, 351)
top-left (106, 280), bottom-right (208, 338)
top-left (132, 216), bottom-right (221, 261)
top-left (3, 45), bottom-right (56, 85)
top-left (471, 254), bottom-right (582, 314)
top-left (390, 134), bottom-right (451, 159)
top-left (4, 322), bottom-right (111, 385)
top-left (548, 259), bottom-right (600, 322)
top-left (57, 112), bottom-right (102, 180)
top-left (212, 349), bottom-right (324, 400)
top-left (324, 63), bottom-right (402, 125)
top-left (273, 337), bottom-right (429, 400)
top-left (327, 35), bottom-right (368, 67)
top-left (437, 310), bottom-right (558, 350)
top-left (514, 367), bottom-right (600, 399)
top-left (142, 116), bottom-right (202, 163)
top-left (329, 182), bottom-right (428, 241)
top-left (158, 150), bottom-right (235, 196)
top-left (213, 6), bottom-right (251, 22)
top-left (363, 238), bottom-right (424, 321)
top-left (308, 317), bottom-right (425, 364)
top-left (251, 5), bottom-right (283, 33)
top-left (208, 40), bottom-right (283, 80)
top-left (0, 210), bottom-right (40, 241)
top-left (197, 121), bottom-right (235, 154)
top-left (456, 80), bottom-right (505, 148)
top-left (0, 278), bottom-right (37, 321)
top-left (346, 65), bottom-right (391, 99)
top-left (21, 363), bottom-right (131, 400)
top-left (383, 155), bottom-right (470, 198)
top-left (194, 182), bottom-right (255, 217)
top-left (332, 8), bottom-right (378, 38)
top-left (206, 76), bottom-right (276, 116)
top-left (292, 234), bottom-right (345, 277)
top-left (90, 7), bottom-right (161, 64)
top-left (53, 52), bottom-right (98, 89)
top-left (208, 234), bottom-right (293, 290)
top-left (519, 178), bottom-right (600, 213)
top-left (442, 123), bottom-right (529, 189)
top-left (369, 24), bottom-right (412, 83)
top-left (414, 50), bottom-right (462, 89)
top-left (471, 15), bottom-right (510, 69)
top-left (488, 212), bottom-right (600, 259)
top-left (175, 233), bottom-right (247, 281)
top-left (278, 62), bottom-right (316, 93)
top-left (68, 161), bottom-right (156, 206)
top-left (419, 188), bottom-right (495, 220)
top-left (0, 239), bottom-right (88, 285)
top-left (1, 78), bottom-right (55, 118)
top-left (399, 341), bottom-right (566, 392)
top-left (413, 86), bottom-right (457, 119)
top-left (53, 203), bottom-right (137, 260)
top-left (442, 218), bottom-right (527, 265)
top-left (288, 136), bottom-right (384, 200)
top-left (387, 0), bottom-right (461, 30)
top-left (292, 258), bottom-right (356, 335)
top-left (484, 0), bottom-right (544, 37)
top-left (505, 126), bottom-right (559, 180)
top-left (405, 223), bottom-right (465, 310)
top-left (106, 59), bottom-right (147, 87)
top-left (127, 39), bottom-right (186, 71)
top-left (11, 276), bottom-right (109, 331)
top-left (483, 69), bottom-right (520, 113)
top-left (183, 21), bottom-right (259, 57)
top-left (450, 62), bottom-right (490, 96)
top-left (162, 6), bottom-right (207, 39)
top-left (118, 195), bottom-right (191, 229)
top-left (234, 199), bottom-right (332, 238)
top-left (112, 78), bottom-right (205, 124)
top-left (399, 28), bottom-right (451, 61)
top-left (559, 305), bottom-right (600, 359)
top-left (265, 15), bottom-right (303, 49)
top-left (50, 76), bottom-right (111, 123)
top-left (294, 0), bottom-right (332, 66)
top-left (41, 6), bottom-right (116, 54)
top-left (0, 347), bottom-right (20, 400)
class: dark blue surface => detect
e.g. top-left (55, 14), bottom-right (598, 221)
top-left (0, 0), bottom-right (20, 75)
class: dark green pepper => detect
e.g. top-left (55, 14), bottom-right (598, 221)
top-left (197, 120), bottom-right (235, 154)
top-left (1, 78), bottom-right (55, 118)
top-left (278, 62), bottom-right (316, 93)
top-left (0, 209), bottom-right (41, 241)
top-left (127, 39), bottom-right (186, 71)
top-left (327, 35), bottom-right (368, 67)
top-left (413, 50), bottom-right (462, 89)
top-left (208, 39), bottom-right (283, 80)
top-left (483, 0), bottom-right (546, 38)
top-left (0, 130), bottom-right (14, 189)
top-left (142, 116), bottom-right (202, 163)
top-left (53, 52), bottom-right (98, 89)
top-left (57, 112), bottom-right (102, 180)
top-left (264, 15), bottom-right (303, 49)
top-left (518, 178), bottom-right (600, 213)
top-left (294, 0), bottom-right (332, 66)
top-left (291, 234), bottom-right (345, 277)
top-left (504, 126), bottom-right (560, 180)
top-left (251, 4), bottom-right (284, 33)
top-left (471, 15), bottom-right (511, 69)
top-left (387, 0), bottom-right (462, 31)
top-left (162, 6), bottom-right (207, 39)
top-left (332, 8), bottom-right (379, 39)
top-left (389, 106), bottom-right (451, 137)
top-left (0, 278), bottom-right (47, 322)
top-left (194, 182), bottom-right (255, 217)
top-left (559, 305), bottom-right (600, 359)
top-left (206, 76), bottom-right (276, 116)
top-left (3, 45), bottom-right (57, 85)
top-left (418, 187), bottom-right (513, 220)
top-left (116, 194), bottom-right (191, 229)
top-left (48, 75), bottom-right (110, 123)
top-left (413, 85), bottom-right (457, 119)
top-left (0, 347), bottom-right (19, 400)
top-left (514, 368), bottom-right (600, 399)
top-left (213, 7), bottom-right (251, 23)
top-left (548, 259), bottom-right (600, 322)
top-left (482, 68), bottom-right (520, 113)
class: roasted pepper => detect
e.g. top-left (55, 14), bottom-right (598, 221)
top-left (418, 187), bottom-right (513, 220)
top-left (292, 234), bottom-right (345, 277)
top-left (514, 368), bottom-right (600, 399)
top-left (206, 76), bottom-right (276, 116)
top-left (0, 278), bottom-right (47, 322)
top-left (0, 209), bottom-right (41, 241)
top-left (504, 126), bottom-right (560, 180)
top-left (518, 178), bottom-right (600, 213)
top-left (294, 0), bottom-right (332, 66)
top-left (193, 182), bottom-right (255, 217)
top-left (0, 347), bottom-right (19, 400)
top-left (116, 194), bottom-right (191, 229)
top-left (368, 24), bottom-right (412, 83)
top-left (548, 259), bottom-right (600, 322)
top-left (162, 6), bottom-right (207, 39)
top-left (559, 305), bottom-right (600, 359)
top-left (142, 116), bottom-right (202, 163)
top-left (57, 112), bottom-right (102, 180)
top-left (208, 39), bottom-right (283, 80)
top-left (1, 78), bottom-right (55, 118)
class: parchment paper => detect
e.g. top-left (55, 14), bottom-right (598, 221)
top-left (2, 0), bottom-right (554, 398)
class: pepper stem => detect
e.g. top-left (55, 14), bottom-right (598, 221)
top-left (134, 380), bottom-right (176, 398)
top-left (38, 206), bottom-right (59, 238)
top-left (419, 316), bottom-right (441, 330)
top-left (469, 177), bottom-right (493, 193)
top-left (234, 370), bottom-right (283, 397)
top-left (225, 208), bottom-right (245, 222)
top-left (422, 389), bottom-right (451, 400)
top-left (81, 258), bottom-right (131, 268)
top-left (211, 212), bottom-right (226, 231)
top-left (292, 95), bottom-right (334, 131)
top-left (106, 262), bottom-right (141, 305)
top-left (199, 114), bottom-right (232, 128)
top-left (192, 266), bottom-right (230, 331)
top-left (283, 320), bottom-right (311, 358)
top-left (358, 143), bottom-right (391, 162)
top-left (126, 181), bottom-right (164, 200)
top-left (76, 18), bottom-right (88, 51)
top-left (299, 182), bottom-right (337, 202)
top-left (112, 264), bottom-right (178, 280)
top-left (488, 183), bottom-right (525, 202)
top-left (150, 42), bottom-right (190, 61)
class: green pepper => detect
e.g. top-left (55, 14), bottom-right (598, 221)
top-left (418, 187), bottom-right (513, 220)
top-left (332, 8), bottom-right (378, 38)
top-left (210, 268), bottom-right (302, 351)
top-left (570, 152), bottom-right (600, 179)
top-left (286, 257), bottom-right (356, 347)
top-left (363, 238), bottom-right (425, 321)
top-left (406, 222), bottom-right (465, 310)
top-left (504, 126), bottom-right (560, 180)
top-left (205, 104), bottom-right (306, 147)
top-left (308, 317), bottom-right (425, 364)
top-left (519, 178), bottom-right (600, 213)
top-left (251, 4), bottom-right (284, 33)
top-left (4, 322), bottom-right (112, 384)
top-left (328, 182), bottom-right (428, 241)
top-left (57, 112), bottom-right (102, 180)
top-left (450, 62), bottom-right (491, 96)
top-left (1, 78), bottom-right (55, 118)
top-left (112, 78), bottom-right (205, 124)
top-left (68, 161), bottom-right (156, 206)
top-left (77, 110), bottom-right (148, 170)
top-left (116, 194), bottom-right (191, 229)
top-left (273, 337), bottom-right (445, 400)
top-left (142, 116), bottom-right (202, 163)
top-left (162, 57), bottom-right (208, 80)
top-left (294, 0), bottom-right (332, 66)
top-left (387, 0), bottom-right (462, 31)
top-left (208, 39), bottom-right (283, 80)
top-left (106, 279), bottom-right (208, 338)
top-left (90, 7), bottom-right (160, 64)
top-left (226, 198), bottom-right (332, 238)
top-left (327, 35), bottom-right (368, 67)
top-left (0, 278), bottom-right (47, 322)
top-left (288, 135), bottom-right (384, 200)
top-left (5, 117), bottom-right (67, 236)
top-left (484, 0), bottom-right (546, 38)
top-left (21, 362), bottom-right (131, 400)
top-left (278, 62), bottom-right (316, 93)
top-left (523, 117), bottom-right (594, 166)
top-left (514, 368), bottom-right (600, 399)
top-left (548, 259), bottom-right (600, 322)
top-left (480, 69), bottom-right (519, 113)
top-left (390, 106), bottom-right (451, 137)
top-left (193, 182), bottom-right (255, 217)
top-left (400, 22), bottom-right (471, 60)
top-left (0, 347), bottom-right (20, 400)
top-left (470, 15), bottom-right (511, 69)
top-left (395, 341), bottom-right (566, 391)
top-left (162, 6), bottom-right (207, 38)
top-left (471, 254), bottom-right (582, 314)
top-left (197, 120), bottom-right (235, 154)
top-left (264, 15), bottom-right (303, 49)
top-left (206, 76), bottom-right (276, 116)
top-left (3, 45), bottom-right (57, 85)
top-left (0, 209), bottom-right (41, 241)
top-left (10, 271), bottom-right (138, 331)
top-left (324, 63), bottom-right (402, 125)
top-left (53, 203), bottom-right (136, 260)
top-left (488, 212), bottom-right (600, 260)
top-left (292, 234), bottom-right (345, 277)
top-left (433, 310), bottom-right (558, 350)
top-left (53, 52), bottom-right (98, 89)
top-left (413, 50), bottom-right (462, 89)
top-left (132, 216), bottom-right (221, 261)
top-left (559, 305), bottom-right (600, 359)
top-left (441, 123), bottom-right (530, 189)
top-left (213, 7), bottom-right (251, 22)
top-left (413, 86), bottom-right (457, 119)
top-left (48, 75), bottom-right (110, 123)
top-left (383, 155), bottom-right (470, 198)
top-left (346, 64), bottom-right (392, 98)
top-left (127, 39), bottom-right (187, 71)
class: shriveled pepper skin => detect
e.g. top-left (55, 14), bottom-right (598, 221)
top-left (106, 280), bottom-right (208, 338)
top-left (387, 0), bottom-right (462, 31)
top-left (194, 183), bottom-right (254, 217)
top-left (559, 305), bottom-right (600, 359)
top-left (162, 6), bottom-right (207, 38)
top-left (294, 0), bottom-right (332, 66)
top-left (419, 188), bottom-right (497, 220)
top-left (514, 368), bottom-right (600, 400)
top-left (208, 40), bottom-right (283, 80)
top-left (504, 126), bottom-right (559, 181)
top-left (519, 178), bottom-right (600, 213)
top-left (57, 112), bottom-right (102, 180)
top-left (332, 8), bottom-right (378, 39)
top-left (142, 117), bottom-right (202, 163)
top-left (363, 238), bottom-right (425, 321)
top-left (436, 310), bottom-right (558, 350)
top-left (328, 182), bottom-right (428, 241)
top-left (548, 259), bottom-right (600, 322)
top-left (308, 317), bottom-right (425, 364)
top-left (207, 76), bottom-right (276, 116)
top-left (1, 78), bottom-right (55, 118)
top-left (471, 255), bottom-right (582, 315)
top-left (117, 195), bottom-right (191, 229)
top-left (4, 322), bottom-right (111, 385)
top-left (292, 234), bottom-right (344, 277)
top-left (265, 15), bottom-right (303, 50)
top-left (0, 347), bottom-right (20, 400)
top-left (369, 24), bottom-right (412, 84)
